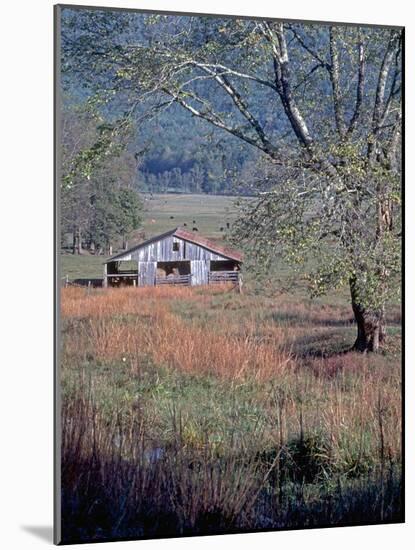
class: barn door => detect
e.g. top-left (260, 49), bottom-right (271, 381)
top-left (137, 261), bottom-right (156, 286)
top-left (190, 260), bottom-right (209, 285)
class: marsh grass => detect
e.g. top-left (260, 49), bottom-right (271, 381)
top-left (60, 286), bottom-right (402, 543)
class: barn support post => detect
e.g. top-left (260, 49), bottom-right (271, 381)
top-left (103, 263), bottom-right (108, 288)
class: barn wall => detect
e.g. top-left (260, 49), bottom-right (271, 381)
top-left (184, 241), bottom-right (223, 261)
top-left (190, 260), bottom-right (209, 285)
top-left (115, 235), bottom-right (226, 263)
top-left (107, 234), bottom-right (240, 287)
top-left (137, 261), bottom-right (156, 286)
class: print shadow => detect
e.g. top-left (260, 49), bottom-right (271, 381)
top-left (21, 525), bottom-right (53, 543)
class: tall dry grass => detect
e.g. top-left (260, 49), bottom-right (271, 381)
top-left (61, 380), bottom-right (402, 543)
top-left (60, 286), bottom-right (402, 543)
top-left (62, 286), bottom-right (294, 381)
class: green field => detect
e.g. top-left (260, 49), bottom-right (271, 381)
top-left (60, 254), bottom-right (108, 281)
top-left (141, 192), bottom-right (240, 238)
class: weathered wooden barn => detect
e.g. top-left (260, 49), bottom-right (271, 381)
top-left (103, 227), bottom-right (242, 288)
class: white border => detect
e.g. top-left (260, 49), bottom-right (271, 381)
top-left (1, 1), bottom-right (412, 548)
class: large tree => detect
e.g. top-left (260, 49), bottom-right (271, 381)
top-left (62, 11), bottom-right (402, 351)
top-left (61, 99), bottom-right (143, 254)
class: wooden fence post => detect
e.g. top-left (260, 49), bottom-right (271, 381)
top-left (238, 273), bottom-right (243, 294)
top-left (103, 264), bottom-right (108, 288)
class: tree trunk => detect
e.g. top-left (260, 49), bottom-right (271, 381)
top-left (77, 227), bottom-right (83, 255)
top-left (72, 229), bottom-right (77, 255)
top-left (350, 277), bottom-right (386, 352)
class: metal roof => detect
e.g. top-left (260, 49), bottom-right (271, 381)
top-left (104, 227), bottom-right (243, 263)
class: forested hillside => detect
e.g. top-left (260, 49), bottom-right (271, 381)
top-left (132, 105), bottom-right (259, 194)
top-left (61, 9), bottom-right (284, 196)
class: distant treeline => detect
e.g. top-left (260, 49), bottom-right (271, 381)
top-left (132, 104), bottom-right (259, 195)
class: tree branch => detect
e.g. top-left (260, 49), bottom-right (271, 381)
top-left (193, 64), bottom-right (277, 155)
top-left (368, 30), bottom-right (400, 162)
top-left (287, 25), bottom-right (329, 69)
top-left (346, 37), bottom-right (366, 137)
top-left (329, 27), bottom-right (347, 139)
top-left (165, 86), bottom-right (283, 159)
top-left (260, 22), bottom-right (314, 150)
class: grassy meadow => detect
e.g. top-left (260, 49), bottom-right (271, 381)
top-left (60, 283), bottom-right (402, 543)
top-left (141, 193), bottom-right (240, 238)
top-left (60, 193), bottom-right (402, 543)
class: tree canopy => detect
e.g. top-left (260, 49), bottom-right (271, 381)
top-left (61, 99), bottom-right (143, 254)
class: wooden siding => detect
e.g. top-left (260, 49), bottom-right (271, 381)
top-left (113, 235), bottom-right (226, 263)
top-left (105, 232), bottom-right (241, 288)
top-left (137, 261), bottom-right (156, 286)
top-left (190, 260), bottom-right (209, 285)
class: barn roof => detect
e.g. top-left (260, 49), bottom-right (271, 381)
top-left (104, 227), bottom-right (243, 263)
top-left (175, 228), bottom-right (243, 261)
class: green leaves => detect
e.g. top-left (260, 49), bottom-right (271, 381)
top-left (232, 154), bottom-right (401, 314)
top-left (61, 98), bottom-right (143, 250)
top-left (88, 185), bottom-right (142, 250)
